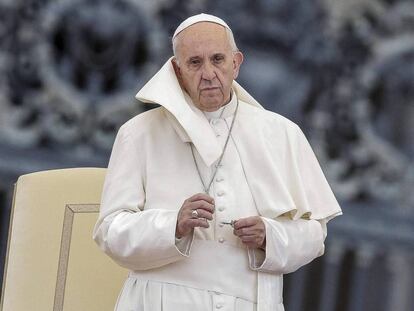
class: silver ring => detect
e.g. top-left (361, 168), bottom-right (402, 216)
top-left (191, 209), bottom-right (199, 218)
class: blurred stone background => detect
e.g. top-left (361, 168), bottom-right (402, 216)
top-left (0, 0), bottom-right (413, 310)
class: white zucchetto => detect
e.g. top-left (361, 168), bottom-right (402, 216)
top-left (172, 13), bottom-right (232, 40)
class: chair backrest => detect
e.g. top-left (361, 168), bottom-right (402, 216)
top-left (0, 168), bottom-right (128, 311)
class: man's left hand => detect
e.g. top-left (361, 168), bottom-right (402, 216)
top-left (233, 216), bottom-right (266, 250)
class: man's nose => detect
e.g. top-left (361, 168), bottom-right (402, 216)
top-left (201, 62), bottom-right (216, 80)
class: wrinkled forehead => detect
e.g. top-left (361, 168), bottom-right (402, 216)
top-left (177, 22), bottom-right (227, 42)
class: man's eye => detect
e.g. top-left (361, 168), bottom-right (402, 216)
top-left (213, 56), bottom-right (224, 63)
top-left (189, 59), bottom-right (201, 66)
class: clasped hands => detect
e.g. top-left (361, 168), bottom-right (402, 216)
top-left (175, 193), bottom-right (266, 249)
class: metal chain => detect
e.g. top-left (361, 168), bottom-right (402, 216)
top-left (190, 98), bottom-right (239, 194)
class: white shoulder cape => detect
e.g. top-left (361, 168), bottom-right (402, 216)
top-left (136, 57), bottom-right (342, 222)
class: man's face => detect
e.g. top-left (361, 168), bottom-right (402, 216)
top-left (173, 22), bottom-right (243, 112)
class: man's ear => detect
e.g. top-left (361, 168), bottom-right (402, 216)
top-left (232, 51), bottom-right (244, 79)
top-left (172, 58), bottom-right (183, 85)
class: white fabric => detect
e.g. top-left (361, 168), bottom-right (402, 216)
top-left (94, 51), bottom-right (342, 310)
top-left (94, 97), bottom-right (339, 310)
top-left (114, 279), bottom-right (258, 311)
top-left (173, 13), bottom-right (232, 40)
top-left (128, 240), bottom-right (257, 302)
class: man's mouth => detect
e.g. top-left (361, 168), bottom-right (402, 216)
top-left (201, 87), bottom-right (220, 91)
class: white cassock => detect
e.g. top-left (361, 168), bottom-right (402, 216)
top-left (93, 58), bottom-right (342, 311)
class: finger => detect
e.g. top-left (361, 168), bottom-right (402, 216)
top-left (187, 193), bottom-right (215, 204)
top-left (233, 227), bottom-right (258, 237)
top-left (186, 218), bottom-right (209, 229)
top-left (178, 218), bottom-right (205, 233)
top-left (189, 209), bottom-right (213, 221)
top-left (233, 228), bottom-right (247, 237)
top-left (233, 216), bottom-right (261, 230)
top-left (188, 200), bottom-right (215, 213)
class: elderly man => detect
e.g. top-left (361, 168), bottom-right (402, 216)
top-left (94, 13), bottom-right (342, 311)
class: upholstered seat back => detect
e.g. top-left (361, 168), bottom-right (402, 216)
top-left (1, 168), bottom-right (127, 311)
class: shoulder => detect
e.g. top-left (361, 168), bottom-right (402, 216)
top-left (239, 100), bottom-right (301, 135)
top-left (118, 106), bottom-right (167, 139)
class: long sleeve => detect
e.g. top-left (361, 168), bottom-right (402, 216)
top-left (247, 216), bottom-right (326, 274)
top-left (93, 123), bottom-right (192, 271)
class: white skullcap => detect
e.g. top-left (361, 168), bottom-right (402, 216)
top-left (172, 13), bottom-right (232, 40)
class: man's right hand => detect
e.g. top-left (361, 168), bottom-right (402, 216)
top-left (175, 193), bottom-right (215, 238)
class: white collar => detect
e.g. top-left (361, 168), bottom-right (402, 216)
top-left (201, 91), bottom-right (237, 121)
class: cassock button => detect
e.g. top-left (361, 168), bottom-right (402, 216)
top-left (218, 223), bottom-right (224, 228)
top-left (211, 119), bottom-right (219, 125)
top-left (217, 191), bottom-right (225, 197)
top-left (215, 177), bottom-right (224, 182)
top-left (218, 237), bottom-right (225, 243)
top-left (216, 133), bottom-right (221, 137)
top-left (218, 206), bottom-right (225, 212)
top-left (215, 303), bottom-right (223, 309)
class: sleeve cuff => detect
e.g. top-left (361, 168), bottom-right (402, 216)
top-left (174, 231), bottom-right (194, 256)
top-left (248, 247), bottom-right (266, 270)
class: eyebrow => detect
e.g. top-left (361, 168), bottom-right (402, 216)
top-left (211, 53), bottom-right (225, 58)
top-left (187, 56), bottom-right (201, 62)
top-left (186, 53), bottom-right (226, 61)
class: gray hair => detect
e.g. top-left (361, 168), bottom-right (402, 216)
top-left (172, 26), bottom-right (239, 62)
